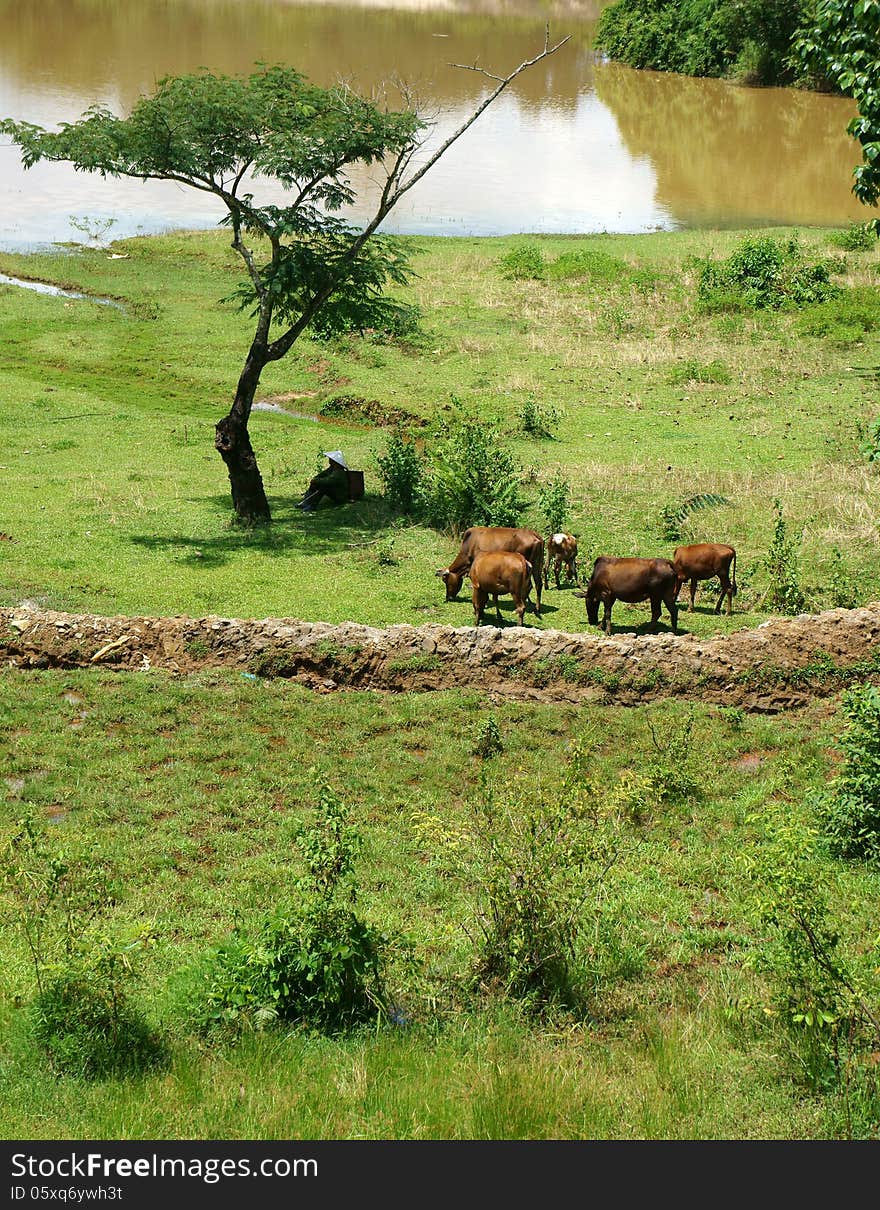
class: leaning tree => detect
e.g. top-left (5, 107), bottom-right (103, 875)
top-left (1, 31), bottom-right (568, 524)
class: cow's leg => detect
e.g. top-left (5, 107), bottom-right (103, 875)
top-left (667, 593), bottom-right (679, 634)
top-left (603, 600), bottom-right (613, 635)
top-left (543, 552), bottom-right (551, 591)
top-left (689, 578), bottom-right (698, 611)
top-left (554, 559), bottom-right (561, 590)
top-left (473, 587), bottom-right (487, 626)
top-left (649, 594), bottom-right (662, 633)
top-left (515, 595), bottom-right (526, 626)
top-left (494, 594), bottom-right (503, 624)
top-left (715, 576), bottom-right (729, 615)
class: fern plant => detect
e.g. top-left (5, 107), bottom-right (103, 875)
top-left (660, 493), bottom-right (732, 543)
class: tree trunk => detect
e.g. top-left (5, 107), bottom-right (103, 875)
top-left (214, 413), bottom-right (272, 523)
top-left (215, 343), bottom-right (272, 524)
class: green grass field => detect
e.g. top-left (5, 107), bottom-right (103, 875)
top-left (2, 225), bottom-right (879, 633)
top-left (2, 225), bottom-right (880, 1139)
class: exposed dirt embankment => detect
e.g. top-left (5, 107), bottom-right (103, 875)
top-left (4, 604), bottom-right (880, 711)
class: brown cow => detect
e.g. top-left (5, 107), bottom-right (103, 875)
top-left (544, 532), bottom-right (579, 589)
top-left (576, 556), bottom-right (679, 636)
top-left (672, 543), bottom-right (738, 615)
top-left (469, 551), bottom-right (532, 627)
top-left (436, 526), bottom-right (544, 615)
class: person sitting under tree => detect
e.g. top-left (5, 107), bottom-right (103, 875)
top-left (298, 451), bottom-right (350, 512)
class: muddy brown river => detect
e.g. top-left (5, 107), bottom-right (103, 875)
top-left (0, 0), bottom-right (867, 247)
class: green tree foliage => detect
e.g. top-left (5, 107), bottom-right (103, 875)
top-left (794, 0), bottom-right (880, 217)
top-left (596, 0), bottom-right (808, 85)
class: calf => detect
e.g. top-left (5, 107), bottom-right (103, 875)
top-left (436, 526), bottom-right (544, 615)
top-left (469, 551), bottom-right (532, 627)
top-left (544, 532), bottom-right (579, 589)
top-left (672, 543), bottom-right (737, 615)
top-left (576, 556), bottom-right (678, 636)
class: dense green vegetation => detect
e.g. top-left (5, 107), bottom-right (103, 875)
top-left (595, 0), bottom-right (809, 86)
top-left (3, 226), bottom-right (880, 1139)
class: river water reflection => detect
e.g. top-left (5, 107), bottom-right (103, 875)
top-left (0, 0), bottom-right (867, 247)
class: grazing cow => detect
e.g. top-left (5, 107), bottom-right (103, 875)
top-left (672, 543), bottom-right (738, 615)
top-left (469, 551), bottom-right (532, 627)
top-left (436, 526), bottom-right (544, 615)
top-left (544, 532), bottom-right (579, 589)
top-left (576, 556), bottom-right (679, 636)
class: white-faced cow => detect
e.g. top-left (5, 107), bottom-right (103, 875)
top-left (576, 556), bottom-right (679, 636)
top-left (469, 551), bottom-right (532, 627)
top-left (672, 543), bottom-right (738, 615)
top-left (436, 526), bottom-right (544, 616)
top-left (544, 532), bottom-right (579, 589)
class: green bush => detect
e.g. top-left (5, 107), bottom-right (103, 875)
top-left (761, 498), bottom-right (806, 614)
top-left (741, 802), bottom-right (875, 1091)
top-left (537, 472), bottom-right (571, 534)
top-left (828, 223), bottom-right (878, 251)
top-left (520, 393), bottom-right (560, 439)
top-left (377, 429), bottom-right (425, 514)
top-left (190, 779), bottom-right (390, 1035)
top-left (816, 684), bottom-right (880, 862)
top-left (420, 410), bottom-right (525, 533)
top-left (499, 243), bottom-right (545, 280)
top-left (696, 235), bottom-right (840, 312)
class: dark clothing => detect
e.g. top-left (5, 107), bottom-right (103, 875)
top-left (298, 462), bottom-right (349, 510)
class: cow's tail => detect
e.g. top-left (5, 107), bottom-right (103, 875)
top-left (730, 550), bottom-right (738, 596)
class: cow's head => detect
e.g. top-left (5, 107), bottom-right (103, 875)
top-left (435, 568), bottom-right (463, 601)
top-left (575, 587), bottom-right (599, 626)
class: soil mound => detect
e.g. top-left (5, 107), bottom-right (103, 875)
top-left (4, 604), bottom-right (880, 711)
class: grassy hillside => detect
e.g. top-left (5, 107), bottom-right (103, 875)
top-left (2, 226), bottom-right (880, 1140)
top-left (1, 225), bottom-right (879, 635)
top-left (1, 670), bottom-right (879, 1139)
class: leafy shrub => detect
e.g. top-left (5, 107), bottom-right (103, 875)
top-left (520, 393), bottom-right (559, 439)
top-left (537, 472), bottom-right (571, 534)
top-left (420, 410), bottom-right (524, 533)
top-left (190, 779), bottom-right (389, 1035)
top-left (761, 498), bottom-right (806, 614)
top-left (828, 223), bottom-right (878, 251)
top-left (377, 430), bottom-right (424, 514)
top-left (696, 235), bottom-right (840, 312)
top-left (668, 359), bottom-right (732, 386)
top-left (499, 243), bottom-right (545, 280)
top-left (741, 803), bottom-right (879, 1091)
top-left (473, 714), bottom-right (504, 759)
top-left (816, 684), bottom-right (880, 862)
top-left (828, 547), bottom-right (858, 609)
